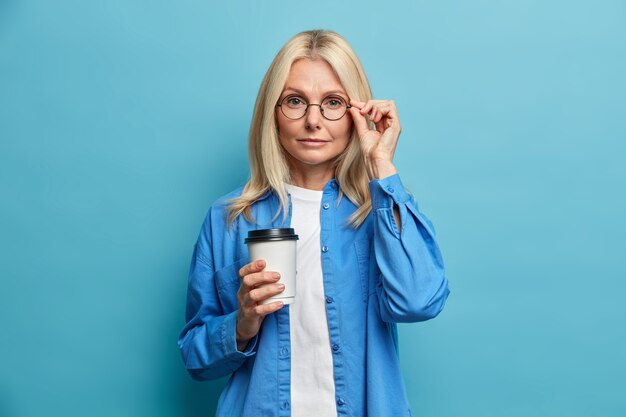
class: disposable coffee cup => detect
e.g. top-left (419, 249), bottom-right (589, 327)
top-left (245, 228), bottom-right (299, 305)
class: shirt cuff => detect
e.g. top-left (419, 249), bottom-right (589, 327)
top-left (221, 310), bottom-right (258, 359)
top-left (369, 174), bottom-right (411, 209)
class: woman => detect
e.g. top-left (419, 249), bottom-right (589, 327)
top-left (178, 29), bottom-right (450, 417)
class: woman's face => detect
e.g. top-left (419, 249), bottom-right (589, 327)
top-left (276, 59), bottom-right (352, 179)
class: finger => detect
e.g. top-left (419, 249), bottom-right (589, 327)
top-left (373, 103), bottom-right (391, 120)
top-left (377, 101), bottom-right (397, 122)
top-left (239, 259), bottom-right (266, 278)
top-left (359, 99), bottom-right (388, 115)
top-left (348, 106), bottom-right (370, 137)
top-left (254, 301), bottom-right (285, 317)
top-left (349, 100), bottom-right (366, 110)
top-left (388, 99), bottom-right (399, 117)
top-left (248, 283), bottom-right (285, 303)
top-left (371, 108), bottom-right (380, 124)
top-left (374, 102), bottom-right (391, 115)
top-left (360, 101), bottom-right (374, 115)
top-left (375, 119), bottom-right (385, 134)
top-left (243, 271), bottom-right (280, 289)
top-left (372, 104), bottom-right (396, 126)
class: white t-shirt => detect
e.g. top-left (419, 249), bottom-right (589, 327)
top-left (285, 183), bottom-right (337, 417)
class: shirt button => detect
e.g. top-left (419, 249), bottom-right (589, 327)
top-left (332, 343), bottom-right (340, 352)
top-left (336, 397), bottom-right (345, 406)
top-left (323, 202), bottom-right (330, 210)
top-left (326, 296), bottom-right (334, 303)
top-left (387, 186), bottom-right (395, 193)
top-left (281, 401), bottom-right (290, 409)
top-left (280, 346), bottom-right (289, 356)
top-left (331, 182), bottom-right (337, 189)
top-left (321, 245), bottom-right (328, 253)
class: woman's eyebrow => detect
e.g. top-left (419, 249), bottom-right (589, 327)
top-left (282, 87), bottom-right (348, 98)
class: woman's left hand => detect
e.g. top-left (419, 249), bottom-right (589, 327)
top-left (349, 99), bottom-right (401, 180)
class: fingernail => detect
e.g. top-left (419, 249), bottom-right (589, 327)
top-left (277, 284), bottom-right (285, 289)
top-left (256, 260), bottom-right (263, 267)
top-left (273, 272), bottom-right (280, 279)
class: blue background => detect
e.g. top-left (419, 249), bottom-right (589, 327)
top-left (1, 1), bottom-right (625, 416)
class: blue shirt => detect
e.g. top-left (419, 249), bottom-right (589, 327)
top-left (178, 174), bottom-right (450, 417)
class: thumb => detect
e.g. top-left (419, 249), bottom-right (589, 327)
top-left (349, 106), bottom-right (370, 138)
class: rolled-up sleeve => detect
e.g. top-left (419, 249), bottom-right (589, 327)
top-left (369, 174), bottom-right (450, 323)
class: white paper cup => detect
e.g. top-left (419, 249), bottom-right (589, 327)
top-left (245, 228), bottom-right (299, 305)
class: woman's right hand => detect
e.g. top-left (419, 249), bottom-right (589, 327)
top-left (235, 259), bottom-right (285, 350)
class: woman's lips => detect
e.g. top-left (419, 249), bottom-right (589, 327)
top-left (297, 138), bottom-right (329, 146)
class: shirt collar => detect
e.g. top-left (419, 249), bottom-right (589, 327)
top-left (257, 178), bottom-right (340, 201)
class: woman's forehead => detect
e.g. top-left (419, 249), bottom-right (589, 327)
top-left (283, 59), bottom-right (346, 96)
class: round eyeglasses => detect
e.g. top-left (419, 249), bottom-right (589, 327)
top-left (276, 94), bottom-right (351, 121)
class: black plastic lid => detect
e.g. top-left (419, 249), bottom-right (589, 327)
top-left (245, 228), bottom-right (299, 244)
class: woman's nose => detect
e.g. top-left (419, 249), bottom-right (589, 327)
top-left (305, 104), bottom-right (323, 128)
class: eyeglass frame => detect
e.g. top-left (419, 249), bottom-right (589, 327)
top-left (276, 94), bottom-right (352, 121)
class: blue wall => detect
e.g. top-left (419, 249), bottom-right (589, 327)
top-left (1, 1), bottom-right (625, 416)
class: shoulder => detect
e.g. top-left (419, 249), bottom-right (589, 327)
top-left (202, 186), bottom-right (245, 226)
top-left (194, 187), bottom-right (246, 256)
top-left (203, 186), bottom-right (274, 227)
top-left (211, 186), bottom-right (246, 210)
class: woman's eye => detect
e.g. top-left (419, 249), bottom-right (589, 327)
top-left (324, 98), bottom-right (343, 108)
top-left (286, 97), bottom-right (305, 106)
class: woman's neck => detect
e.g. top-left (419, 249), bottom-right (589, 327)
top-left (287, 162), bottom-right (334, 191)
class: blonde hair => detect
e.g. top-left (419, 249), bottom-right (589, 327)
top-left (227, 29), bottom-right (373, 227)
